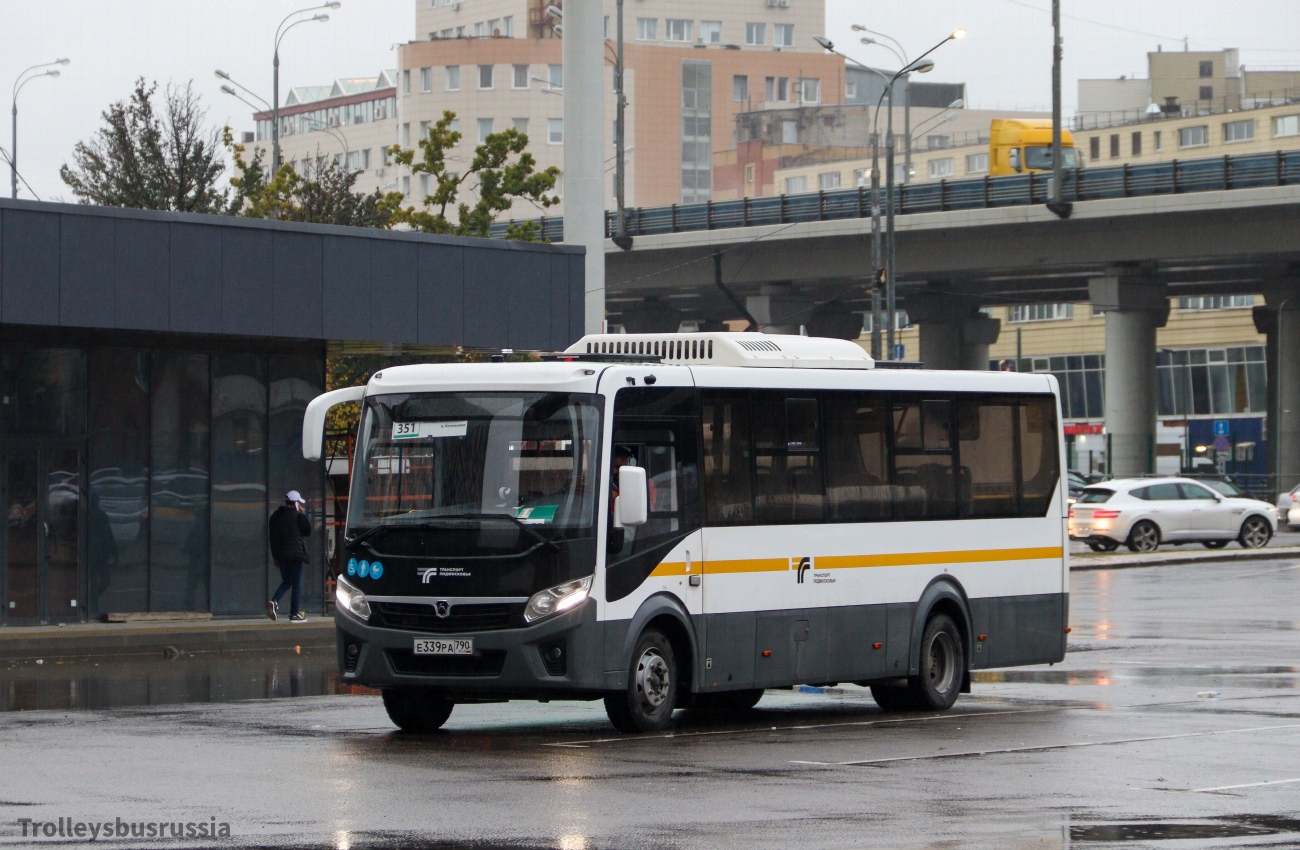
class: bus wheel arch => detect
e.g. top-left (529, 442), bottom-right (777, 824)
top-left (618, 594), bottom-right (699, 701)
top-left (908, 578), bottom-right (973, 682)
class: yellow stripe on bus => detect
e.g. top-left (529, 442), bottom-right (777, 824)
top-left (646, 547), bottom-right (1061, 578)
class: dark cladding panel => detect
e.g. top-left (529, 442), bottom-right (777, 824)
top-left (272, 231), bottom-right (324, 339)
top-left (568, 254), bottom-right (585, 343)
top-left (210, 353), bottom-right (268, 616)
top-left (461, 245), bottom-right (509, 348)
top-left (222, 228), bottom-right (274, 336)
top-left (548, 253), bottom-right (572, 350)
top-left (2, 210), bottom-right (60, 325)
top-left (114, 217), bottom-right (169, 331)
top-left (169, 222), bottom-right (223, 334)
top-left (371, 240), bottom-right (418, 344)
top-left (416, 243), bottom-right (463, 345)
top-left (508, 248), bottom-right (551, 351)
top-left (60, 215), bottom-right (115, 329)
top-left (322, 236), bottom-right (370, 341)
top-left (268, 356), bottom-right (326, 611)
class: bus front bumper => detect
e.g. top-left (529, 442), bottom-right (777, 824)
top-left (334, 600), bottom-right (612, 698)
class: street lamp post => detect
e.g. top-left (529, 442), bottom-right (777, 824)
top-left (11, 59), bottom-right (69, 199)
top-left (273, 3), bottom-right (338, 174)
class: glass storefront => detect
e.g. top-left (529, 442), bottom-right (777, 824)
top-left (0, 342), bottom-right (324, 625)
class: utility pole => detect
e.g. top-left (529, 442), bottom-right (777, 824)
top-left (1047, 0), bottom-right (1072, 219)
top-left (564, 0), bottom-right (607, 333)
top-left (611, 0), bottom-right (632, 250)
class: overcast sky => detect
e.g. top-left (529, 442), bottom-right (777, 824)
top-left (3, 1), bottom-right (1298, 201)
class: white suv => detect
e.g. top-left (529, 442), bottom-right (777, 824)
top-left (1068, 477), bottom-right (1277, 553)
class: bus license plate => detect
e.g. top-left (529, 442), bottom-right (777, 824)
top-left (413, 638), bottom-right (473, 655)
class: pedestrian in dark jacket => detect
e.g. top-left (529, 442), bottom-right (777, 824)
top-left (269, 490), bottom-right (312, 622)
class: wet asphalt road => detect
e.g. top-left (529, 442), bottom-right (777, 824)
top-left (2, 557), bottom-right (1299, 849)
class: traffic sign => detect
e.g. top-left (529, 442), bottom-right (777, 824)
top-left (1212, 435), bottom-right (1230, 452)
top-left (1213, 420), bottom-right (1230, 437)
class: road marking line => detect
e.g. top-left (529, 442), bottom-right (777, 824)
top-left (542, 706), bottom-right (1063, 748)
top-left (1235, 563), bottom-right (1300, 578)
top-left (1191, 776), bottom-right (1300, 793)
top-left (790, 723), bottom-right (1300, 767)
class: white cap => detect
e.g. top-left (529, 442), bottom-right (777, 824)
top-left (286, 490), bottom-right (306, 505)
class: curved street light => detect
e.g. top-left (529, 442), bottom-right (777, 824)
top-left (11, 58), bottom-right (69, 199)
top-left (273, 3), bottom-right (339, 173)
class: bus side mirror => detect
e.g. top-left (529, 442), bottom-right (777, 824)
top-left (617, 466), bottom-right (649, 527)
top-left (1009, 147), bottom-right (1022, 173)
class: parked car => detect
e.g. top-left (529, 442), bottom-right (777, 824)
top-left (1277, 483), bottom-right (1300, 531)
top-left (1068, 477), bottom-right (1277, 553)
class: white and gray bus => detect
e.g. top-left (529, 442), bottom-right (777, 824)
top-left (304, 333), bottom-right (1068, 733)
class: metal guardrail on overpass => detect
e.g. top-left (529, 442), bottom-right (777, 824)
top-left (493, 150), bottom-right (1300, 243)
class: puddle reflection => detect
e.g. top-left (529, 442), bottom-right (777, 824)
top-left (0, 650), bottom-right (375, 712)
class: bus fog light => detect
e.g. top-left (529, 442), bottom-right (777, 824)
top-left (335, 575), bottom-right (371, 621)
top-left (525, 576), bottom-right (593, 623)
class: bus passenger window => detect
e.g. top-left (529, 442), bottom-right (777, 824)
top-left (1019, 396), bottom-right (1060, 516)
top-left (701, 392), bottom-right (754, 525)
top-left (957, 398), bottom-right (1018, 518)
top-left (751, 393), bottom-right (825, 525)
top-left (824, 394), bottom-right (891, 522)
top-left (891, 398), bottom-right (957, 521)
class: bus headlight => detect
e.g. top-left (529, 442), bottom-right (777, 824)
top-left (335, 575), bottom-right (371, 621)
top-left (524, 575), bottom-right (593, 623)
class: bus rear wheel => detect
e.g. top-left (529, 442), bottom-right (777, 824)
top-left (605, 628), bottom-right (678, 733)
top-left (381, 688), bottom-right (455, 732)
top-left (871, 613), bottom-right (965, 712)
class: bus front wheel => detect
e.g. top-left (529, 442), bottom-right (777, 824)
top-left (605, 628), bottom-right (678, 733)
top-left (381, 688), bottom-right (455, 732)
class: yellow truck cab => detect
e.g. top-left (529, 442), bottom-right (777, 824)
top-left (989, 119), bottom-right (1080, 176)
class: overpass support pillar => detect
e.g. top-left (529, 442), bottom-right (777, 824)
top-left (619, 298), bottom-right (684, 334)
top-left (1089, 272), bottom-right (1168, 477)
top-left (907, 289), bottom-right (1001, 370)
top-left (747, 284), bottom-right (813, 335)
top-left (1254, 279), bottom-right (1300, 493)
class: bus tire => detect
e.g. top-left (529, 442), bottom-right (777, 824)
top-left (909, 613), bottom-right (965, 711)
top-left (604, 628), bottom-right (678, 733)
top-left (381, 688), bottom-right (454, 733)
top-left (869, 684), bottom-right (920, 712)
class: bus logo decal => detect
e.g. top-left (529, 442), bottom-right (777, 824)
top-left (793, 557), bottom-right (812, 584)
top-left (418, 567), bottom-right (437, 583)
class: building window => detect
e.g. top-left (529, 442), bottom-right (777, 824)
top-left (999, 353), bottom-right (1104, 420)
top-left (1008, 303), bottom-right (1074, 323)
top-left (797, 78), bottom-right (820, 104)
top-left (512, 117), bottom-right (529, 135)
top-left (781, 119), bottom-right (798, 144)
top-left (681, 60), bottom-right (713, 204)
top-left (502, 16), bottom-right (513, 37)
top-left (966, 152), bottom-right (988, 173)
top-left (1109, 134), bottom-right (1120, 158)
top-left (420, 67), bottom-right (432, 92)
top-left (448, 117), bottom-right (460, 135)
top-left (548, 64), bottom-right (563, 88)
top-left (766, 76), bottom-right (789, 102)
top-left (419, 173), bottom-right (431, 196)
top-left (666, 19), bottom-right (693, 42)
top-left (745, 22), bottom-right (766, 46)
top-left (928, 158), bottom-right (954, 178)
top-left (1089, 136), bottom-right (1100, 160)
top-left (1178, 295), bottom-right (1255, 311)
top-left (853, 167), bottom-right (870, 185)
top-left (785, 175), bottom-right (808, 194)
top-left (445, 65), bottom-right (460, 91)
top-left (926, 135), bottom-right (951, 150)
top-left (1275, 115), bottom-right (1300, 138)
top-left (347, 150), bottom-right (360, 171)
top-left (474, 22), bottom-right (486, 37)
top-left (513, 64), bottom-right (529, 89)
top-left (548, 118), bottom-right (564, 144)
top-left (478, 64), bottom-right (494, 89)
top-left (818, 172), bottom-right (841, 190)
top-left (1154, 130), bottom-right (1162, 151)
top-left (774, 24), bottom-right (794, 48)
top-left (419, 120), bottom-right (430, 140)
top-left (401, 69), bottom-right (411, 95)
top-left (1224, 119), bottom-right (1254, 143)
top-left (1157, 345), bottom-right (1267, 417)
top-left (745, 163), bottom-right (755, 184)
top-left (1199, 60), bottom-right (1214, 78)
top-left (477, 118), bottom-right (494, 143)
top-left (845, 80), bottom-right (857, 99)
top-left (1199, 85), bottom-right (1213, 102)
top-left (733, 75), bottom-right (749, 103)
top-left (401, 122), bottom-right (411, 146)
top-left (361, 148), bottom-right (371, 169)
top-left (402, 175), bottom-right (411, 195)
top-left (636, 18), bottom-right (657, 41)
top-left (1179, 125), bottom-right (1208, 148)
top-left (441, 28), bottom-right (452, 38)
top-left (700, 21), bottom-right (722, 44)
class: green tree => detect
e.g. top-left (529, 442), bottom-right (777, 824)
top-left (60, 78), bottom-right (228, 212)
top-left (390, 111), bottom-right (560, 240)
top-left (225, 129), bottom-right (403, 227)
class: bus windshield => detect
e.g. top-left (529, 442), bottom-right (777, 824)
top-left (1024, 145), bottom-right (1080, 170)
top-left (347, 392), bottom-right (602, 540)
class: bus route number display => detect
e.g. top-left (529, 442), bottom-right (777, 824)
top-left (391, 420), bottom-right (468, 440)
